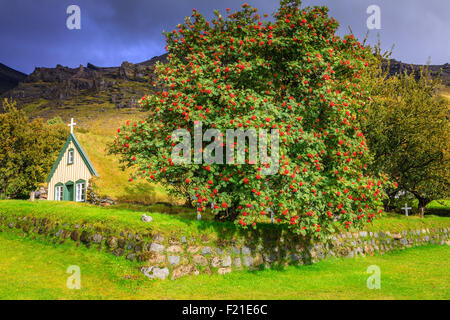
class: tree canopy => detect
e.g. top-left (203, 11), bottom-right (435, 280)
top-left (362, 56), bottom-right (449, 214)
top-left (0, 99), bottom-right (68, 198)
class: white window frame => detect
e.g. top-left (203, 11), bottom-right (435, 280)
top-left (75, 182), bottom-right (85, 202)
top-left (55, 185), bottom-right (63, 201)
top-left (68, 150), bottom-right (74, 164)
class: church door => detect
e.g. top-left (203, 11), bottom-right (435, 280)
top-left (64, 182), bottom-right (74, 201)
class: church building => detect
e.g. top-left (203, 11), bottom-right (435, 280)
top-left (46, 119), bottom-right (98, 202)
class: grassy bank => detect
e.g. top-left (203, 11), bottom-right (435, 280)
top-left (0, 200), bottom-right (216, 238)
top-left (366, 212), bottom-right (450, 233)
top-left (0, 231), bottom-right (448, 300)
top-left (0, 200), bottom-right (449, 238)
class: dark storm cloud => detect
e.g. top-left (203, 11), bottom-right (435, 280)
top-left (0, 0), bottom-right (448, 74)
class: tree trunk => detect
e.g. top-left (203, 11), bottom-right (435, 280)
top-left (417, 196), bottom-right (431, 218)
top-left (184, 194), bottom-right (194, 209)
top-left (1, 179), bottom-right (7, 197)
top-left (214, 205), bottom-right (240, 222)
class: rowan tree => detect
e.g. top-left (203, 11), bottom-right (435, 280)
top-left (111, 0), bottom-right (387, 237)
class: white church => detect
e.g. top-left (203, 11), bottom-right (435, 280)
top-left (46, 119), bottom-right (98, 202)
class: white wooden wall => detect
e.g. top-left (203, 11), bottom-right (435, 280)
top-left (47, 141), bottom-right (93, 201)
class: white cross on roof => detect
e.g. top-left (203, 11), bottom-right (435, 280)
top-left (68, 118), bottom-right (77, 133)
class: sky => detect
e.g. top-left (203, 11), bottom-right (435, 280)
top-left (1, 0), bottom-right (449, 74)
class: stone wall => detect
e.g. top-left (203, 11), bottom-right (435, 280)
top-left (0, 212), bottom-right (448, 281)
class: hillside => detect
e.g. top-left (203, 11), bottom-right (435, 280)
top-left (0, 63), bottom-right (27, 94)
top-left (386, 59), bottom-right (450, 86)
top-left (0, 54), bottom-right (168, 122)
top-left (74, 116), bottom-right (174, 204)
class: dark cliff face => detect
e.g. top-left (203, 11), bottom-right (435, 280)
top-left (0, 63), bottom-right (27, 94)
top-left (0, 53), bottom-right (168, 113)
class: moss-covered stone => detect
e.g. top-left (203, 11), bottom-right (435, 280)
top-left (70, 230), bottom-right (79, 242)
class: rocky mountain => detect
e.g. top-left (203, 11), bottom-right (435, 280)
top-left (0, 54), bottom-right (448, 119)
top-left (386, 59), bottom-right (450, 86)
top-left (0, 63), bottom-right (27, 94)
top-left (0, 54), bottom-right (167, 117)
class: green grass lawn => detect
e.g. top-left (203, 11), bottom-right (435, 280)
top-left (0, 231), bottom-right (448, 300)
